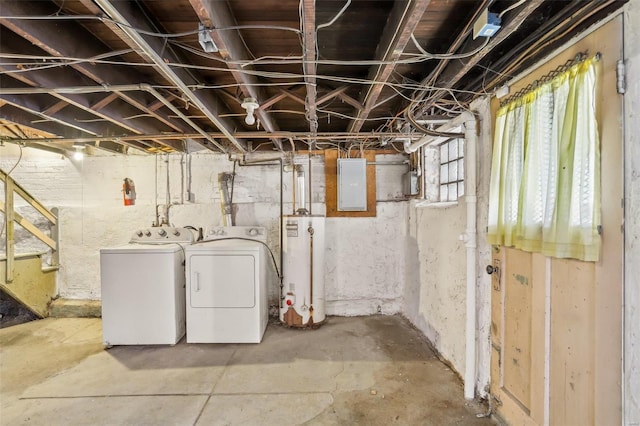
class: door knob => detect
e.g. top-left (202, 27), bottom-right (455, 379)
top-left (486, 265), bottom-right (499, 275)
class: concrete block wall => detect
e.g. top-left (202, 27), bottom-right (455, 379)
top-left (1, 144), bottom-right (411, 317)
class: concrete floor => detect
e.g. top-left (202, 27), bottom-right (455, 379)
top-left (0, 315), bottom-right (496, 426)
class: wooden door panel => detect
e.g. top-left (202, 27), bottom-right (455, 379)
top-left (502, 248), bottom-right (533, 411)
top-left (550, 259), bottom-right (596, 426)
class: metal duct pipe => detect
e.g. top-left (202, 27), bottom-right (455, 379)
top-left (0, 84), bottom-right (225, 152)
top-left (218, 172), bottom-right (233, 226)
top-left (93, 0), bottom-right (245, 153)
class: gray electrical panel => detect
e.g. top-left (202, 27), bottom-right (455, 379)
top-left (403, 171), bottom-right (419, 196)
top-left (337, 158), bottom-right (367, 211)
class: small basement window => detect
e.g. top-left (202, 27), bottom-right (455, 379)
top-left (422, 126), bottom-right (465, 205)
top-left (438, 138), bottom-right (465, 202)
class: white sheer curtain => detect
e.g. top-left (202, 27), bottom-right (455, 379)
top-left (488, 57), bottom-right (601, 262)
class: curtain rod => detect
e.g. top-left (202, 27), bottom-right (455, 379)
top-left (499, 51), bottom-right (601, 108)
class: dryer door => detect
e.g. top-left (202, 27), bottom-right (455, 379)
top-left (190, 254), bottom-right (256, 308)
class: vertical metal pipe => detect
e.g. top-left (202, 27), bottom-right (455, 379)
top-left (279, 159), bottom-right (284, 307)
top-left (292, 162), bottom-right (297, 215)
top-left (308, 222), bottom-right (314, 322)
top-left (308, 148), bottom-right (313, 215)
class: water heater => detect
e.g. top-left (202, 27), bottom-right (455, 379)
top-left (280, 215), bottom-right (325, 327)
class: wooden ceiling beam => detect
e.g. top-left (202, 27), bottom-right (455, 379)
top-left (0, 103), bottom-right (97, 138)
top-left (0, 1), bottom-right (192, 137)
top-left (93, 0), bottom-right (245, 153)
top-left (188, 0), bottom-right (284, 151)
top-left (91, 93), bottom-right (120, 112)
top-left (347, 0), bottom-right (431, 133)
top-left (337, 92), bottom-right (363, 112)
top-left (279, 89), bottom-right (307, 107)
top-left (317, 86), bottom-right (349, 106)
top-left (301, 0), bottom-right (318, 134)
top-left (419, 0), bottom-right (545, 112)
top-left (260, 92), bottom-right (289, 111)
top-left (0, 72), bottom-right (184, 152)
top-left (42, 100), bottom-right (69, 116)
top-left (0, 100), bottom-right (174, 153)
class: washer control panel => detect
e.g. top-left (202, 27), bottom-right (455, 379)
top-left (130, 227), bottom-right (194, 243)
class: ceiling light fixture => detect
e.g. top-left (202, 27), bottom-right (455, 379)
top-left (241, 97), bottom-right (259, 126)
top-left (198, 24), bottom-right (218, 53)
top-left (72, 142), bottom-right (85, 160)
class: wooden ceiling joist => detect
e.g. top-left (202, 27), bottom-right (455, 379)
top-left (93, 0), bottom-right (246, 153)
top-left (347, 0), bottom-right (431, 133)
top-left (419, 0), bottom-right (546, 112)
top-left (0, 1), bottom-right (192, 138)
top-left (189, 0), bottom-right (284, 151)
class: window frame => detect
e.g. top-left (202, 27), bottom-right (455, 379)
top-left (418, 126), bottom-right (466, 208)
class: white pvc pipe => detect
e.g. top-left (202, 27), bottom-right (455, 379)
top-left (463, 116), bottom-right (478, 400)
top-left (407, 110), bottom-right (478, 398)
top-left (404, 111), bottom-right (474, 153)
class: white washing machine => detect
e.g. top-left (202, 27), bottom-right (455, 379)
top-left (100, 227), bottom-right (194, 346)
top-left (185, 226), bottom-right (274, 343)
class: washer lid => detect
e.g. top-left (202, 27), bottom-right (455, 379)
top-left (100, 243), bottom-right (186, 255)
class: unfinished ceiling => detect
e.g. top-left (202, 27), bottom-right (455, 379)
top-left (0, 0), bottom-right (626, 155)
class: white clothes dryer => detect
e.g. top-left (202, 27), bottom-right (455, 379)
top-left (100, 227), bottom-right (194, 346)
top-left (185, 226), bottom-right (275, 343)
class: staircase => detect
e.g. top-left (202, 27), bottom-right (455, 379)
top-left (1, 169), bottom-right (59, 318)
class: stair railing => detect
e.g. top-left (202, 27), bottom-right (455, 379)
top-left (1, 169), bottom-right (59, 283)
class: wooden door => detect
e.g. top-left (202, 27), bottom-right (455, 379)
top-left (489, 15), bottom-right (624, 426)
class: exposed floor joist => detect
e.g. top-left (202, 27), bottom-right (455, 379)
top-left (417, 0), bottom-right (546, 113)
top-left (93, 0), bottom-right (245, 153)
top-left (347, 0), bottom-right (431, 133)
top-left (189, 0), bottom-right (284, 152)
top-left (0, 1), bottom-right (191, 145)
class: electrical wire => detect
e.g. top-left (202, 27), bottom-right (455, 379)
top-left (410, 34), bottom-right (490, 59)
top-left (191, 237), bottom-right (281, 280)
top-left (0, 14), bottom-right (302, 35)
top-left (482, 0), bottom-right (614, 93)
top-left (498, 0), bottom-right (527, 18)
top-left (317, 0), bottom-right (352, 31)
top-left (0, 53), bottom-right (490, 97)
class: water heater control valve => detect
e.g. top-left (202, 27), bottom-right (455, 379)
top-left (284, 292), bottom-right (296, 307)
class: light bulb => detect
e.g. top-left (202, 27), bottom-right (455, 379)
top-left (245, 110), bottom-right (256, 125)
top-left (241, 98), bottom-right (259, 127)
top-left (73, 150), bottom-right (84, 160)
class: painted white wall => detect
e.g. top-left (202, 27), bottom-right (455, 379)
top-left (402, 98), bottom-right (493, 394)
top-left (624, 2), bottom-right (640, 423)
top-left (408, 200), bottom-right (467, 372)
top-left (1, 145), bottom-right (410, 317)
